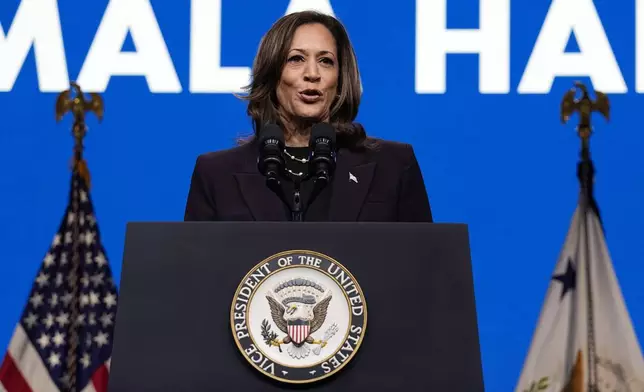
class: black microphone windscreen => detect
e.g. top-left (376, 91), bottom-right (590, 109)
top-left (258, 124), bottom-right (284, 144)
top-left (257, 123), bottom-right (284, 177)
top-left (310, 123), bottom-right (336, 145)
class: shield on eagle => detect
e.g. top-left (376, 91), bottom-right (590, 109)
top-left (287, 319), bottom-right (310, 345)
top-left (265, 278), bottom-right (334, 351)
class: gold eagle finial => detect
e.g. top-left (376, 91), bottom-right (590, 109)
top-left (560, 81), bottom-right (609, 141)
top-left (55, 82), bottom-right (104, 188)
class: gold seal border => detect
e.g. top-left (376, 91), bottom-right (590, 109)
top-left (229, 249), bottom-right (368, 384)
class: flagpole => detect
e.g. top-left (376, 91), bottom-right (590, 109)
top-left (561, 81), bottom-right (610, 392)
top-left (55, 82), bottom-right (104, 392)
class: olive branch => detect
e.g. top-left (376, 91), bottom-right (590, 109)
top-left (261, 319), bottom-right (282, 352)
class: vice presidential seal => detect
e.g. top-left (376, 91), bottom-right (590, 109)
top-left (230, 250), bottom-right (367, 384)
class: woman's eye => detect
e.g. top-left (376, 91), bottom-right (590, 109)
top-left (320, 57), bottom-right (334, 65)
top-left (288, 55), bottom-right (304, 62)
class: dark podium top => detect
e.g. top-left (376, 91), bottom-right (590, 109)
top-left (108, 222), bottom-right (484, 391)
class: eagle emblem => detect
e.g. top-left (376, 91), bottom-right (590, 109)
top-left (261, 278), bottom-right (337, 359)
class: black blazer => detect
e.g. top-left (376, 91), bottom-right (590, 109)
top-left (183, 138), bottom-right (433, 222)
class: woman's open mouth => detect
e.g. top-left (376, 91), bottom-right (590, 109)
top-left (298, 89), bottom-right (323, 103)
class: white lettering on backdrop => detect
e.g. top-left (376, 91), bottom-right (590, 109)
top-left (0, 0), bottom-right (67, 92)
top-left (0, 0), bottom-right (637, 94)
top-left (516, 0), bottom-right (626, 94)
top-left (415, 0), bottom-right (510, 94)
top-left (77, 0), bottom-right (181, 93)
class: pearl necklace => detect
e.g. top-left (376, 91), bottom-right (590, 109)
top-left (286, 168), bottom-right (305, 177)
top-left (283, 148), bottom-right (308, 177)
top-left (283, 148), bottom-right (309, 163)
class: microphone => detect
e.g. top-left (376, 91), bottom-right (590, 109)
top-left (309, 123), bottom-right (337, 186)
top-left (257, 124), bottom-right (295, 218)
top-left (257, 124), bottom-right (285, 187)
top-left (304, 123), bottom-right (337, 215)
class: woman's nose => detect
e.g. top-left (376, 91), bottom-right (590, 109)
top-left (303, 61), bottom-right (321, 82)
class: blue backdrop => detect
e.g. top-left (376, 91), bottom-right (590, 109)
top-left (1, 1), bottom-right (643, 390)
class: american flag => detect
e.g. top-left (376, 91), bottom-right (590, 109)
top-left (0, 172), bottom-right (118, 392)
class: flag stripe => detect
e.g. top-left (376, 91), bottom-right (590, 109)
top-left (80, 381), bottom-right (96, 392)
top-left (6, 326), bottom-right (58, 392)
top-left (0, 352), bottom-right (32, 392)
top-left (78, 362), bottom-right (110, 392)
top-left (90, 364), bottom-right (108, 392)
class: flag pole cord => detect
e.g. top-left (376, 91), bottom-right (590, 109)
top-left (561, 81), bottom-right (608, 392)
top-left (66, 91), bottom-right (88, 392)
top-left (55, 81), bottom-right (104, 392)
top-left (578, 132), bottom-right (598, 392)
top-left (66, 144), bottom-right (82, 392)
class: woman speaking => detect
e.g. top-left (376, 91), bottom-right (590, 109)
top-left (184, 11), bottom-right (432, 222)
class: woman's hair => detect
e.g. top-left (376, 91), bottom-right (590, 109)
top-left (237, 11), bottom-right (370, 150)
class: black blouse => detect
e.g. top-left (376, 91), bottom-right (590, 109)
top-left (280, 146), bottom-right (332, 221)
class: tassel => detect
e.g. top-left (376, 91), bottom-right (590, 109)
top-left (76, 158), bottom-right (91, 189)
top-left (561, 350), bottom-right (583, 392)
top-left (70, 149), bottom-right (91, 189)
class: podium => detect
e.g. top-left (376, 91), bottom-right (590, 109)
top-left (108, 222), bottom-right (484, 391)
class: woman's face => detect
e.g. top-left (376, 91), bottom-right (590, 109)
top-left (276, 23), bottom-right (339, 125)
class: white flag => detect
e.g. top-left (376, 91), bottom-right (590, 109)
top-left (515, 199), bottom-right (644, 392)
